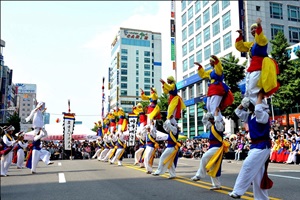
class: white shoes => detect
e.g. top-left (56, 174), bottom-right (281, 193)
top-left (228, 192), bottom-right (241, 199)
top-left (191, 176), bottom-right (200, 181)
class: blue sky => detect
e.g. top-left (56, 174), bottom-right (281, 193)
top-left (2, 1), bottom-right (173, 128)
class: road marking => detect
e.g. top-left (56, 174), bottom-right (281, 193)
top-left (279, 170), bottom-right (300, 172)
top-left (58, 173), bottom-right (66, 183)
top-left (124, 163), bottom-right (281, 200)
top-left (269, 174), bottom-right (300, 180)
top-left (58, 162), bottom-right (62, 166)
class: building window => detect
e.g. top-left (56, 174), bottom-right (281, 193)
top-left (121, 69), bottom-right (127, 75)
top-left (121, 90), bottom-right (127, 96)
top-left (121, 63), bottom-right (127, 68)
top-left (121, 76), bottom-right (127, 82)
top-left (203, 0), bottom-right (209, 8)
top-left (136, 57), bottom-right (139, 62)
top-left (196, 49), bottom-right (202, 63)
top-left (195, 0), bottom-right (201, 14)
top-left (270, 2), bottom-right (283, 19)
top-left (183, 59), bottom-right (188, 72)
top-left (136, 77), bottom-right (139, 82)
top-left (189, 38), bottom-right (194, 52)
top-left (212, 1), bottom-right (219, 18)
top-left (222, 11), bottom-right (231, 30)
top-left (121, 56), bottom-right (127, 61)
top-left (121, 83), bottom-right (127, 89)
top-left (182, 12), bottom-right (187, 26)
top-left (136, 64), bottom-right (139, 69)
top-left (223, 31), bottom-right (232, 50)
top-left (182, 28), bottom-right (187, 41)
top-left (271, 24), bottom-right (284, 39)
top-left (136, 70), bottom-right (139, 75)
top-left (144, 78), bottom-right (151, 83)
top-left (144, 71), bottom-right (151, 76)
top-left (213, 38), bottom-right (221, 54)
top-left (144, 85), bottom-right (150, 90)
top-left (289, 27), bottom-right (300, 43)
top-left (188, 22), bottom-right (194, 36)
top-left (204, 44), bottom-right (211, 60)
top-left (144, 51), bottom-right (150, 56)
top-left (144, 58), bottom-right (150, 63)
top-left (136, 50), bottom-right (139, 55)
top-left (196, 32), bottom-right (202, 47)
top-left (189, 85), bottom-right (194, 99)
top-left (212, 19), bottom-right (220, 36)
top-left (256, 6), bottom-right (260, 11)
top-left (181, 0), bottom-right (186, 11)
top-left (121, 49), bottom-right (128, 54)
top-left (189, 54), bottom-right (194, 69)
top-left (182, 43), bottom-right (187, 57)
top-left (288, 5), bottom-right (300, 22)
top-left (222, 0), bottom-right (230, 10)
top-left (144, 64), bottom-right (150, 70)
top-left (195, 15), bottom-right (201, 31)
top-left (188, 6), bottom-right (194, 20)
top-left (182, 89), bottom-right (187, 101)
top-left (196, 82), bottom-right (203, 96)
top-left (203, 8), bottom-right (210, 25)
top-left (204, 26), bottom-right (210, 41)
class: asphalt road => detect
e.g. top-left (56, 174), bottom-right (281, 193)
top-left (1, 157), bottom-right (299, 200)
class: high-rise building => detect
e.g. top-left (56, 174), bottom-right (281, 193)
top-left (109, 27), bottom-right (162, 113)
top-left (175, 0), bottom-right (300, 138)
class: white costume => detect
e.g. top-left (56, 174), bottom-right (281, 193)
top-left (143, 124), bottom-right (157, 173)
top-left (134, 128), bottom-right (146, 167)
top-left (99, 135), bottom-right (110, 161)
top-left (152, 118), bottom-right (180, 178)
top-left (16, 137), bottom-right (28, 169)
top-left (110, 132), bottom-right (126, 166)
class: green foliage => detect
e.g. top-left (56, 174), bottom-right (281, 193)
top-left (270, 32), bottom-right (300, 115)
top-left (8, 112), bottom-right (21, 134)
top-left (158, 93), bottom-right (169, 111)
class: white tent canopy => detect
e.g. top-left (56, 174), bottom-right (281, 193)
top-left (24, 123), bottom-right (98, 141)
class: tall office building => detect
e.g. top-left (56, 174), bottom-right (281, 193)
top-left (175, 0), bottom-right (300, 138)
top-left (109, 27), bottom-right (162, 113)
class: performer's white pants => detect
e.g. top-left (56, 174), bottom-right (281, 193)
top-left (40, 149), bottom-right (51, 165)
top-left (111, 148), bottom-right (123, 165)
top-left (102, 149), bottom-right (113, 162)
top-left (99, 149), bottom-right (109, 161)
top-left (195, 147), bottom-right (221, 188)
top-left (92, 148), bottom-right (103, 159)
top-left (286, 151), bottom-right (297, 164)
top-left (134, 147), bottom-right (144, 164)
top-left (207, 95), bottom-right (223, 118)
top-left (232, 148), bottom-right (270, 200)
top-left (31, 149), bottom-right (41, 172)
top-left (245, 72), bottom-right (268, 108)
top-left (153, 147), bottom-right (176, 177)
top-left (144, 146), bottom-right (154, 172)
top-left (1, 151), bottom-right (13, 176)
top-left (33, 127), bottom-right (48, 141)
top-left (17, 149), bottom-right (25, 168)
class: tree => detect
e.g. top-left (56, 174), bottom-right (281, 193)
top-left (270, 31), bottom-right (300, 128)
top-left (8, 112), bottom-right (21, 135)
top-left (157, 93), bottom-right (169, 111)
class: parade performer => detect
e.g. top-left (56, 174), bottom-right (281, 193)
top-left (117, 107), bottom-right (127, 132)
top-left (140, 87), bottom-right (161, 122)
top-left (1, 125), bottom-right (16, 177)
top-left (110, 131), bottom-right (126, 166)
top-left (101, 133), bottom-right (115, 162)
top-left (133, 103), bottom-right (147, 134)
top-left (160, 76), bottom-right (186, 120)
top-left (191, 108), bottom-right (229, 191)
top-left (235, 17), bottom-right (279, 108)
top-left (134, 125), bottom-right (146, 168)
top-left (99, 134), bottom-right (110, 161)
top-left (143, 122), bottom-right (158, 174)
top-left (92, 137), bottom-right (104, 160)
top-left (194, 55), bottom-right (234, 117)
top-left (25, 102), bottom-right (49, 174)
top-left (152, 116), bottom-right (181, 179)
top-left (12, 132), bottom-right (28, 169)
top-left (108, 109), bottom-right (117, 134)
top-left (229, 92), bottom-right (273, 199)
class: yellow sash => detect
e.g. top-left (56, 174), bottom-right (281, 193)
top-left (163, 131), bottom-right (182, 169)
top-left (148, 133), bottom-right (159, 166)
top-left (5, 134), bottom-right (13, 141)
top-left (205, 125), bottom-right (230, 177)
top-left (109, 141), bottom-right (117, 159)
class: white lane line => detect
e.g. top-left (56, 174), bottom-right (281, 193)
top-left (58, 162), bottom-right (62, 166)
top-left (269, 174), bottom-right (300, 180)
top-left (279, 170), bottom-right (300, 172)
top-left (58, 173), bottom-right (66, 183)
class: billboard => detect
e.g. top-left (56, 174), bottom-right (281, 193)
top-left (15, 83), bottom-right (36, 94)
